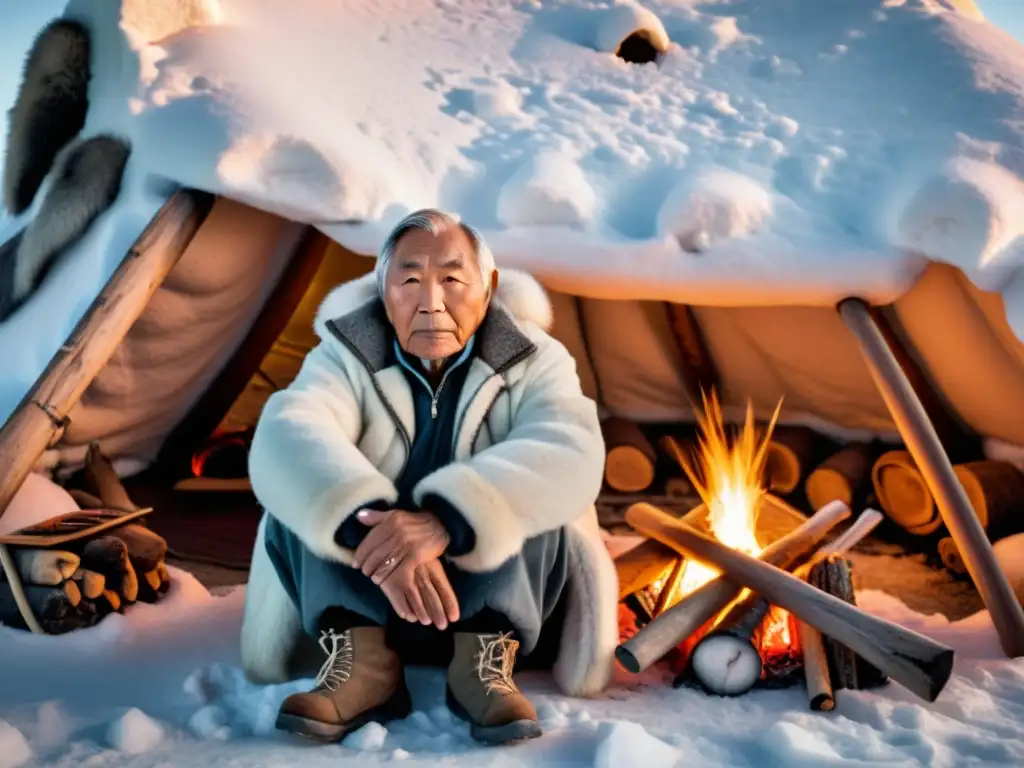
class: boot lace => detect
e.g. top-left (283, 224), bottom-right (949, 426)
top-left (474, 632), bottom-right (520, 695)
top-left (313, 629), bottom-right (354, 692)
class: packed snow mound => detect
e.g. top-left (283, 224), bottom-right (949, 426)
top-left (0, 579), bottom-right (1022, 767)
top-left (26, 0), bottom-right (1024, 311)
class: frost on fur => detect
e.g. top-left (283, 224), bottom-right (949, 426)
top-left (2, 19), bottom-right (91, 215)
top-left (1, 136), bottom-right (130, 320)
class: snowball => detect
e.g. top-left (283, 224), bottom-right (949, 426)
top-left (760, 721), bottom-right (842, 761)
top-left (106, 708), bottom-right (164, 755)
top-left (188, 705), bottom-right (231, 740)
top-left (496, 151), bottom-right (597, 229)
top-left (0, 721), bottom-right (33, 768)
top-left (594, 721), bottom-right (680, 768)
top-left (470, 81), bottom-right (524, 120)
top-left (593, 2), bottom-right (670, 55)
top-left (391, 748), bottom-right (411, 760)
top-left (891, 158), bottom-right (1024, 285)
top-left (657, 168), bottom-right (773, 251)
top-left (34, 701), bottom-right (73, 749)
top-left (344, 721), bottom-right (388, 751)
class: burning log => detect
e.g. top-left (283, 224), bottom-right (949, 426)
top-left (602, 417), bottom-right (657, 492)
top-left (805, 441), bottom-right (876, 512)
top-left (616, 499), bottom-right (851, 674)
top-left (0, 549), bottom-right (80, 586)
top-left (686, 509), bottom-right (885, 700)
top-left (615, 539), bottom-right (679, 601)
top-left (652, 556), bottom-right (687, 616)
top-left (638, 511), bottom-right (955, 702)
top-left (688, 594), bottom-right (771, 696)
top-left (797, 509), bottom-right (884, 711)
top-left (764, 426), bottom-right (835, 495)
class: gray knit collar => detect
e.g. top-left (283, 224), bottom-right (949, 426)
top-left (324, 299), bottom-right (536, 375)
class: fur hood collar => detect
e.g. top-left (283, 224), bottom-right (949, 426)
top-left (313, 266), bottom-right (553, 340)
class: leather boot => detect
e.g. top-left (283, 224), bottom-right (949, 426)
top-left (276, 626), bottom-right (411, 742)
top-left (446, 631), bottom-right (542, 744)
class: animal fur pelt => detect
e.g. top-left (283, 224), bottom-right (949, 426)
top-left (3, 19), bottom-right (91, 215)
top-left (0, 136), bottom-right (131, 321)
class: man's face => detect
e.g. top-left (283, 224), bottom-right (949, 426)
top-left (383, 226), bottom-right (493, 361)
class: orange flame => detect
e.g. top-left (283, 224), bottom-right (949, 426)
top-left (673, 391), bottom-right (781, 596)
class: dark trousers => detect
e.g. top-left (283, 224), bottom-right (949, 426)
top-left (263, 515), bottom-right (570, 667)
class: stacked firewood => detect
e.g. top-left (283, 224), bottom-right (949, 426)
top-left (0, 442), bottom-right (172, 635)
top-left (0, 523), bottom-right (170, 633)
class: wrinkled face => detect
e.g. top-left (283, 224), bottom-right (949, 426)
top-left (384, 226), bottom-right (494, 361)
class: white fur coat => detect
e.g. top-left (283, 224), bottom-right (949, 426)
top-left (240, 268), bottom-right (619, 697)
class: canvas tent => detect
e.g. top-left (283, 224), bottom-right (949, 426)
top-left (1, 0), bottom-right (1023, 649)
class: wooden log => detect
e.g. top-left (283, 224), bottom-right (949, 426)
top-left (633, 507), bottom-right (955, 702)
top-left (0, 581), bottom-right (81, 631)
top-left (156, 561), bottom-right (170, 594)
top-left (102, 588), bottom-right (122, 613)
top-left (602, 417), bottom-right (657, 492)
top-left (652, 556), bottom-right (687, 616)
top-left (953, 461), bottom-right (1024, 542)
top-left (82, 442), bottom-right (137, 510)
top-left (763, 426), bottom-right (834, 495)
top-left (806, 441), bottom-right (876, 512)
top-left (0, 549), bottom-right (80, 586)
top-left (0, 190), bottom-right (215, 527)
top-left (616, 500), bottom-right (851, 674)
top-left (808, 557), bottom-right (858, 688)
top-left (689, 595), bottom-right (771, 696)
top-left (796, 509), bottom-right (884, 710)
top-left (78, 536), bottom-right (138, 602)
top-left (615, 539), bottom-right (679, 601)
top-left (839, 297), bottom-right (1024, 658)
top-left (799, 619), bottom-right (835, 711)
top-left (872, 449), bottom-right (939, 535)
top-left (137, 568), bottom-right (162, 603)
top-left (109, 525), bottom-right (167, 574)
top-left (937, 537), bottom-right (968, 576)
top-left (71, 568), bottom-right (105, 599)
top-left (993, 534), bottom-right (1024, 606)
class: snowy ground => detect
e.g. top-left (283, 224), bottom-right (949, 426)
top-left (0, 567), bottom-right (1021, 768)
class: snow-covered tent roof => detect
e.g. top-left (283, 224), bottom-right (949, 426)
top-left (3, 0), bottom-right (1024, 467)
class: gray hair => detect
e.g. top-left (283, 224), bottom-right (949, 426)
top-left (375, 208), bottom-right (496, 299)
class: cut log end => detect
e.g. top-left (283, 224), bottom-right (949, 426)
top-left (872, 450), bottom-right (940, 535)
top-left (690, 634), bottom-right (762, 696)
top-left (810, 692), bottom-right (836, 711)
top-left (603, 418), bottom-right (657, 492)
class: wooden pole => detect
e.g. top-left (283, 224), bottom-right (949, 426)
top-left (838, 298), bottom-right (1024, 658)
top-left (615, 500), bottom-right (850, 674)
top-left (0, 190), bottom-right (215, 525)
top-left (630, 506), bottom-right (955, 702)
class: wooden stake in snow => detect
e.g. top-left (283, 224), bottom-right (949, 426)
top-left (0, 190), bottom-right (215, 526)
top-left (616, 499), bottom-right (850, 674)
top-left (639, 509), bottom-right (955, 702)
top-left (839, 297), bottom-right (1024, 658)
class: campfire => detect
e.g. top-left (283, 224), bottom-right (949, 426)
top-left (614, 391), bottom-right (955, 710)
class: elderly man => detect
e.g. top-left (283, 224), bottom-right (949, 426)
top-left (240, 209), bottom-right (619, 746)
